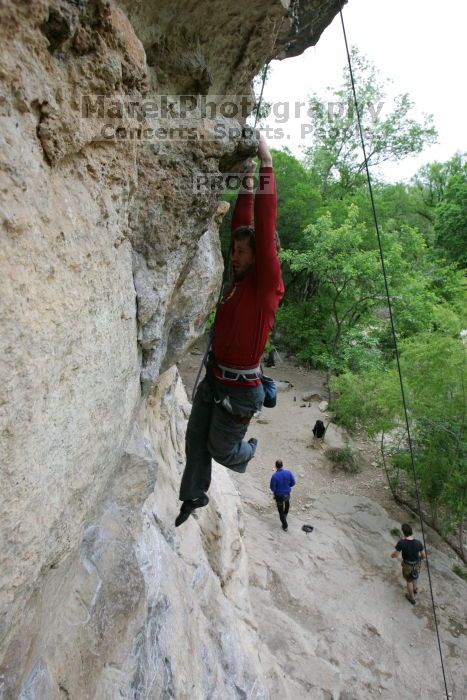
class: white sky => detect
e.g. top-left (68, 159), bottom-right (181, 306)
top-left (260, 0), bottom-right (467, 182)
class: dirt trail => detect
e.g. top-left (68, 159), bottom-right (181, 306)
top-left (178, 349), bottom-right (467, 700)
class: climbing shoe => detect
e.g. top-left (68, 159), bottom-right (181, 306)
top-left (405, 593), bottom-right (416, 605)
top-left (175, 495), bottom-right (209, 527)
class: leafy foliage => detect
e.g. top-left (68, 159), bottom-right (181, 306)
top-left (332, 334), bottom-right (467, 534)
top-left (434, 158), bottom-right (467, 267)
top-left (272, 148), bottom-right (322, 250)
top-left (304, 48), bottom-right (437, 194)
top-left (280, 206), bottom-right (385, 370)
top-left (326, 446), bottom-right (360, 474)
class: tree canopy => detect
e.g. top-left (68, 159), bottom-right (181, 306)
top-left (304, 48), bottom-right (437, 194)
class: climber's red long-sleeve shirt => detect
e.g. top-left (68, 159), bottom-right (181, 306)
top-left (212, 167), bottom-right (284, 379)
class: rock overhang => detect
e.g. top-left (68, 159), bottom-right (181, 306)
top-left (116, 0), bottom-right (347, 95)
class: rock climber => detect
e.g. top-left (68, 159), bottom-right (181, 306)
top-left (175, 134), bottom-right (284, 527)
top-left (391, 523), bottom-right (426, 605)
top-left (270, 459), bottom-right (296, 531)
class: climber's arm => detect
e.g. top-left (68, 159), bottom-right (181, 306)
top-left (230, 161), bottom-right (256, 235)
top-left (254, 137), bottom-right (283, 301)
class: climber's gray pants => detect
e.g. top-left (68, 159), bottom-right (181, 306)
top-left (179, 372), bottom-right (264, 502)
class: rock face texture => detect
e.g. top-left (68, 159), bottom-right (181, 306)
top-left (2, 369), bottom-right (270, 699)
top-left (0, 1), bottom-right (343, 697)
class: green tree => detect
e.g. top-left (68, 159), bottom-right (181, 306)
top-left (332, 333), bottom-right (467, 556)
top-left (434, 159), bottom-right (467, 267)
top-left (411, 153), bottom-right (465, 209)
top-left (272, 148), bottom-right (322, 250)
top-left (304, 48), bottom-right (437, 194)
top-left (278, 193), bottom-right (466, 372)
top-left (280, 205), bottom-right (385, 371)
top-left (408, 154), bottom-right (465, 245)
top-left (369, 183), bottom-right (435, 243)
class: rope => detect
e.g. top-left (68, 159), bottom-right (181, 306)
top-left (337, 4), bottom-right (450, 697)
top-left (191, 62), bottom-right (271, 401)
top-left (254, 62), bottom-right (269, 129)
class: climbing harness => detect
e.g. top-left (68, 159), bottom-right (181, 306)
top-left (337, 3), bottom-right (450, 697)
top-left (215, 364), bottom-right (262, 381)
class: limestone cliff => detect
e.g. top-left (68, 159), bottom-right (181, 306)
top-left (0, 1), bottom-right (343, 697)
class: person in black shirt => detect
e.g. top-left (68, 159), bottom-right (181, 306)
top-left (312, 420), bottom-right (326, 440)
top-left (391, 523), bottom-right (425, 605)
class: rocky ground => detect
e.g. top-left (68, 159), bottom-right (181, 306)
top-left (178, 348), bottom-right (467, 700)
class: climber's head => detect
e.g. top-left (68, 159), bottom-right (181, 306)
top-left (275, 459), bottom-right (283, 470)
top-left (232, 226), bottom-right (255, 279)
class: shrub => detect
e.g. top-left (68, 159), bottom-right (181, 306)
top-left (326, 446), bottom-right (360, 474)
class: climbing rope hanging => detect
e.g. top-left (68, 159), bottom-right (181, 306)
top-left (191, 62), bottom-right (271, 401)
top-left (254, 62), bottom-right (270, 129)
top-left (337, 3), bottom-right (450, 697)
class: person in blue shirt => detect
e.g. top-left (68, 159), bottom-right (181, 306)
top-left (270, 459), bottom-right (296, 531)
